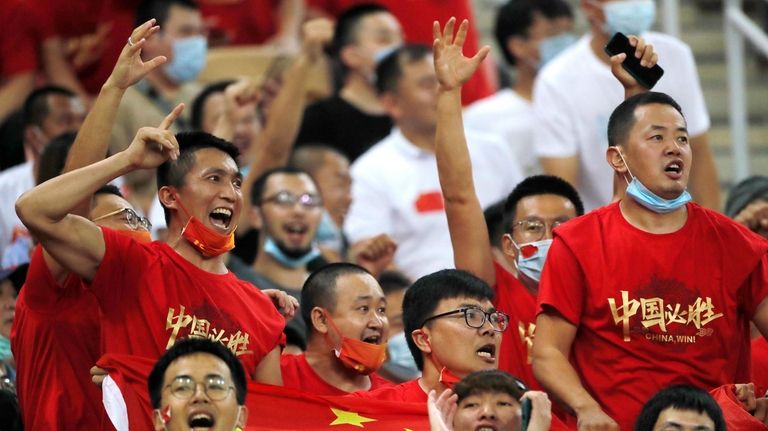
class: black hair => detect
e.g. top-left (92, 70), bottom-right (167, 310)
top-left (402, 269), bottom-right (495, 370)
top-left (725, 175), bottom-right (768, 218)
top-left (494, 0), bottom-right (574, 65)
top-left (289, 144), bottom-right (348, 179)
top-left (22, 85), bottom-right (77, 128)
top-left (607, 92), bottom-right (685, 148)
top-left (635, 385), bottom-right (725, 431)
top-left (301, 263), bottom-right (372, 336)
top-left (378, 270), bottom-right (411, 296)
top-left (136, 0), bottom-right (198, 28)
top-left (483, 199), bottom-right (506, 248)
top-left (0, 388), bottom-right (23, 431)
top-left (331, 3), bottom-right (391, 58)
top-left (94, 184), bottom-right (124, 198)
top-left (190, 80), bottom-right (235, 131)
top-left (36, 131), bottom-right (77, 185)
top-left (375, 44), bottom-right (432, 95)
top-left (502, 175), bottom-right (584, 232)
top-left (454, 369), bottom-right (527, 403)
top-left (147, 338), bottom-right (247, 408)
top-left (156, 131), bottom-right (240, 224)
top-left (249, 166), bottom-right (313, 206)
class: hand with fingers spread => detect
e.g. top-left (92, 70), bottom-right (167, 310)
top-left (104, 19), bottom-right (168, 91)
top-left (124, 104), bottom-right (184, 169)
top-left (301, 18), bottom-right (334, 63)
top-left (609, 35), bottom-right (658, 98)
top-left (433, 18), bottom-right (491, 93)
top-left (350, 234), bottom-right (397, 278)
top-left (428, 389), bottom-right (457, 431)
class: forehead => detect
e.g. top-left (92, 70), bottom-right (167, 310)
top-left (46, 94), bottom-right (83, 114)
top-left (655, 407), bottom-right (715, 429)
top-left (164, 4), bottom-right (202, 31)
top-left (188, 147), bottom-right (239, 175)
top-left (400, 56), bottom-right (435, 81)
top-left (459, 391), bottom-right (519, 405)
top-left (334, 273), bottom-right (385, 301)
top-left (434, 296), bottom-right (492, 314)
top-left (515, 193), bottom-right (577, 220)
top-left (630, 103), bottom-right (687, 133)
top-left (264, 172), bottom-right (318, 194)
top-left (354, 12), bottom-right (402, 38)
top-left (164, 352), bottom-right (231, 382)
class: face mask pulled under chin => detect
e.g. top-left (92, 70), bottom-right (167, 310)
top-left (175, 197), bottom-right (235, 257)
top-left (324, 313), bottom-right (388, 375)
top-left (263, 236), bottom-right (320, 268)
top-left (601, 0), bottom-right (656, 37)
top-left (616, 149), bottom-right (691, 213)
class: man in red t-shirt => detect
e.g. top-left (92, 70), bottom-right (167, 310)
top-left (432, 15), bottom-right (584, 390)
top-left (281, 262), bottom-right (393, 395)
top-left (532, 90), bottom-right (768, 430)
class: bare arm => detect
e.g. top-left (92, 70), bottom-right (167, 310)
top-left (532, 312), bottom-right (618, 430)
top-left (16, 114), bottom-right (182, 282)
top-left (253, 345), bottom-right (283, 385)
top-left (270, 0), bottom-right (305, 51)
top-left (687, 133), bottom-right (720, 210)
top-left (0, 72), bottom-right (34, 122)
top-left (432, 19), bottom-right (495, 285)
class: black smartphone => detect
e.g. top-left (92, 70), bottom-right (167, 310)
top-left (521, 397), bottom-right (532, 431)
top-left (604, 32), bottom-right (664, 89)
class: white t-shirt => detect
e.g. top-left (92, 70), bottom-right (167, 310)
top-left (0, 161), bottom-right (35, 257)
top-left (345, 128), bottom-right (521, 281)
top-left (533, 32), bottom-right (710, 211)
top-left (464, 88), bottom-right (541, 177)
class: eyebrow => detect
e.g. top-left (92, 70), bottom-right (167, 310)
top-left (648, 124), bottom-right (688, 134)
top-left (459, 303), bottom-right (496, 313)
top-left (203, 167), bottom-right (243, 180)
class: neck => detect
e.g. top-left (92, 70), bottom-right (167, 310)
top-left (512, 66), bottom-right (536, 102)
top-left (589, 30), bottom-right (611, 66)
top-left (399, 124), bottom-right (435, 153)
top-left (167, 223), bottom-right (230, 274)
top-left (341, 75), bottom-right (387, 115)
top-left (619, 197), bottom-right (688, 234)
top-left (418, 360), bottom-right (448, 395)
top-left (145, 70), bottom-right (180, 101)
top-left (252, 250), bottom-right (308, 289)
top-left (304, 339), bottom-right (372, 392)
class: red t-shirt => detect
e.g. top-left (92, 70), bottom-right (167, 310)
top-left (0, 1), bottom-right (40, 78)
top-left (200, 0), bottom-right (280, 46)
top-left (537, 202), bottom-right (768, 430)
top-left (308, 0), bottom-right (496, 105)
top-left (11, 246), bottom-right (110, 430)
top-left (281, 352), bottom-right (393, 395)
top-left (752, 337), bottom-right (768, 396)
top-left (493, 261), bottom-right (539, 390)
top-left (89, 227), bottom-right (285, 377)
top-left (350, 378), bottom-right (428, 402)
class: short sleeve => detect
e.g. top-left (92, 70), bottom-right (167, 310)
top-left (744, 253), bottom-right (768, 319)
top-left (532, 74), bottom-right (578, 158)
top-left (536, 236), bottom-right (586, 325)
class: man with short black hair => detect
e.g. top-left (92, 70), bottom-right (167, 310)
top-left (635, 385), bottom-right (725, 431)
top-left (148, 338), bottom-right (248, 431)
top-left (280, 262), bottom-right (392, 394)
top-left (533, 91), bottom-right (768, 429)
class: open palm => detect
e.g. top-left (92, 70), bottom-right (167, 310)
top-left (107, 19), bottom-right (168, 90)
top-left (433, 18), bottom-right (489, 92)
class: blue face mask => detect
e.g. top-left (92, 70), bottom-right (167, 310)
top-left (315, 211), bottom-right (342, 244)
top-left (164, 36), bottom-right (207, 83)
top-left (385, 332), bottom-right (419, 374)
top-left (538, 33), bottom-right (577, 67)
top-left (263, 236), bottom-right (321, 269)
top-left (618, 150), bottom-right (691, 213)
top-left (0, 335), bottom-right (12, 362)
top-left (512, 239), bottom-right (553, 283)
top-left (602, 0), bottom-right (656, 37)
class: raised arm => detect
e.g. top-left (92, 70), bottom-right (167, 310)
top-left (16, 110), bottom-right (182, 282)
top-left (608, 35), bottom-right (658, 100)
top-left (41, 20), bottom-right (168, 283)
top-left (433, 19), bottom-right (495, 285)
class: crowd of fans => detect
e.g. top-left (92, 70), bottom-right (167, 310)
top-left (1, 0), bottom-right (768, 430)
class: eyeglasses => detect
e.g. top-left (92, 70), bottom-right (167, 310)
top-left (260, 191), bottom-right (323, 209)
top-left (165, 376), bottom-right (234, 401)
top-left (421, 307), bottom-right (509, 332)
top-left (512, 218), bottom-right (566, 242)
top-left (92, 207), bottom-right (152, 231)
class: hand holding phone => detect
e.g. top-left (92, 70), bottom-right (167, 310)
top-left (604, 32), bottom-right (664, 89)
top-left (521, 397), bottom-right (532, 431)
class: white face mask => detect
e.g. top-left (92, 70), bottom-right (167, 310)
top-left (600, 0), bottom-right (657, 36)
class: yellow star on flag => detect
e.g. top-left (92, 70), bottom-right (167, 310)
top-left (329, 408), bottom-right (377, 427)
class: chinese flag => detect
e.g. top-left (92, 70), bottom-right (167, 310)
top-left (245, 382), bottom-right (429, 431)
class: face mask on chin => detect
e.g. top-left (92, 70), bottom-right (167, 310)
top-left (263, 236), bottom-right (320, 268)
top-left (175, 196), bottom-right (236, 257)
top-left (616, 149), bottom-right (691, 213)
top-left (323, 312), bottom-right (387, 375)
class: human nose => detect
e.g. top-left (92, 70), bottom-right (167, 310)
top-left (190, 382), bottom-right (211, 402)
top-left (478, 404), bottom-right (497, 420)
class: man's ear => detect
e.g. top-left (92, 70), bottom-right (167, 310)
top-left (340, 45), bottom-right (363, 70)
top-left (158, 186), bottom-right (177, 212)
top-left (236, 405), bottom-right (248, 429)
top-left (606, 146), bottom-right (628, 174)
top-left (249, 207), bottom-right (263, 230)
top-left (153, 408), bottom-right (168, 431)
top-left (379, 93), bottom-right (400, 120)
top-left (310, 307), bottom-right (329, 334)
top-left (506, 36), bottom-right (528, 64)
top-left (501, 233), bottom-right (518, 261)
top-left (411, 328), bottom-right (431, 355)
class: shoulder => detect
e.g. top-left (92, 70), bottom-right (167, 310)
top-left (644, 31), bottom-right (693, 54)
top-left (554, 203), bottom-right (617, 239)
top-left (0, 161), bottom-right (33, 190)
top-left (350, 133), bottom-right (399, 171)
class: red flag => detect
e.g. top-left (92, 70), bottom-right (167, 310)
top-left (709, 384), bottom-right (768, 431)
top-left (97, 354), bottom-right (156, 431)
top-left (245, 382), bottom-right (430, 431)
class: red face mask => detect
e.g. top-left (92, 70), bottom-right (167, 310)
top-left (439, 367), bottom-right (462, 389)
top-left (176, 197), bottom-right (235, 257)
top-left (118, 229), bottom-right (152, 243)
top-left (324, 313), bottom-right (387, 375)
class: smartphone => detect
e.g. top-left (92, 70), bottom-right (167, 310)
top-left (604, 32), bottom-right (664, 89)
top-left (521, 397), bottom-right (532, 431)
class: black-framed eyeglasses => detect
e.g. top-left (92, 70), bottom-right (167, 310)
top-left (260, 191), bottom-right (323, 209)
top-left (92, 207), bottom-right (152, 231)
top-left (164, 375), bottom-right (234, 401)
top-left (420, 307), bottom-right (509, 332)
top-left (512, 218), bottom-right (566, 242)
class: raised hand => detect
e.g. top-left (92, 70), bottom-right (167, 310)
top-left (262, 289), bottom-right (299, 320)
top-left (350, 234), bottom-right (397, 278)
top-left (432, 18), bottom-right (490, 92)
top-left (521, 391), bottom-right (553, 431)
top-left (427, 389), bottom-right (457, 431)
top-left (104, 19), bottom-right (168, 91)
top-left (609, 35), bottom-right (658, 97)
top-left (301, 18), bottom-right (334, 63)
top-left (124, 104), bottom-right (184, 169)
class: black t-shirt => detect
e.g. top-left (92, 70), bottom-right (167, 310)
top-left (295, 96), bottom-right (393, 162)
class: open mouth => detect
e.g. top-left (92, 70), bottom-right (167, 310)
top-left (475, 425), bottom-right (497, 431)
top-left (188, 412), bottom-right (215, 430)
top-left (283, 222), bottom-right (309, 244)
top-left (476, 344), bottom-right (496, 363)
top-left (362, 334), bottom-right (382, 344)
top-left (664, 161), bottom-right (683, 178)
top-left (209, 208), bottom-right (233, 231)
